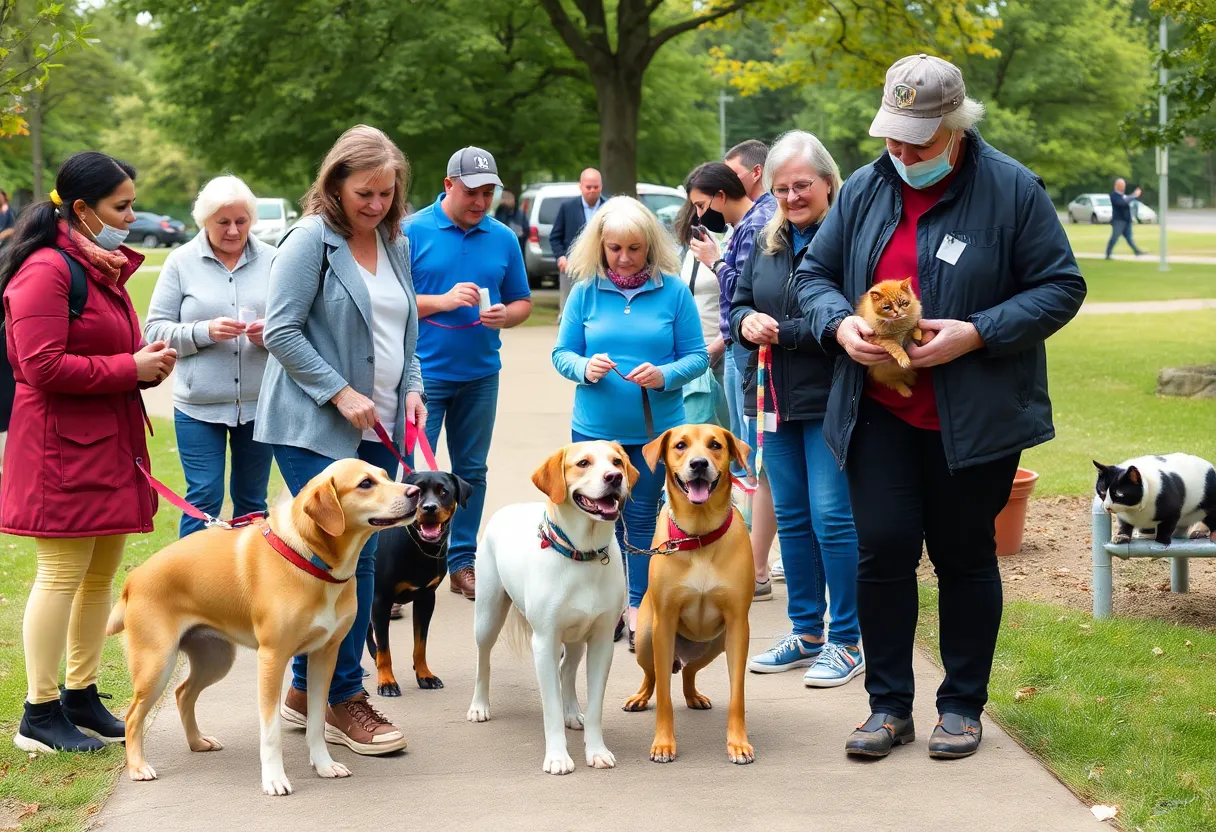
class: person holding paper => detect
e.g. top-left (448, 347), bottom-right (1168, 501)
top-left (145, 175), bottom-right (275, 538)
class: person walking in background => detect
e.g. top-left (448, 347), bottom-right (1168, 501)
top-left (730, 130), bottom-right (863, 687)
top-left (797, 54), bottom-right (1085, 759)
top-left (494, 188), bottom-right (528, 254)
top-left (145, 175), bottom-right (275, 537)
top-left (552, 196), bottom-right (708, 651)
top-left (406, 146), bottom-right (532, 601)
top-left (1106, 178), bottom-right (1144, 259)
top-left (257, 125), bottom-right (423, 756)
top-left (549, 168), bottom-right (604, 314)
top-left (0, 189), bottom-right (16, 247)
top-left (3, 151), bottom-right (176, 753)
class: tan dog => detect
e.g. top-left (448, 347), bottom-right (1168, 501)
top-left (107, 458), bottom-right (419, 796)
top-left (623, 425), bottom-right (755, 765)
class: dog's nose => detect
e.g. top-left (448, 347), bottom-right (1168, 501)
top-left (421, 502), bottom-right (439, 514)
top-left (604, 470), bottom-right (623, 486)
top-left (689, 457), bottom-right (709, 473)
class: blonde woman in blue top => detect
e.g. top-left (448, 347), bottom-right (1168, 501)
top-left (552, 196), bottom-right (709, 649)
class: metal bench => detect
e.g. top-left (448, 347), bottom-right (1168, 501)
top-left (1091, 496), bottom-right (1216, 618)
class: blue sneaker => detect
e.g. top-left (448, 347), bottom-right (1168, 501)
top-left (748, 634), bottom-right (823, 673)
top-left (803, 643), bottom-right (865, 688)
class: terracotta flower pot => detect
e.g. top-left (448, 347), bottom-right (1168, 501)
top-left (994, 468), bottom-right (1039, 557)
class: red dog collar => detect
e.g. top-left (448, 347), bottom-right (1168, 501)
top-left (261, 525), bottom-right (347, 583)
top-left (664, 509), bottom-right (734, 552)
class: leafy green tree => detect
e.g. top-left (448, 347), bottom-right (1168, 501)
top-left (1126, 0), bottom-right (1216, 149)
top-left (0, 0), bottom-right (89, 138)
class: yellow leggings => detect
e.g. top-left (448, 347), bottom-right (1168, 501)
top-left (24, 536), bottom-right (127, 704)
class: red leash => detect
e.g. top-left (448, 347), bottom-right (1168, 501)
top-left (137, 462), bottom-right (265, 530)
top-left (372, 419), bottom-right (440, 476)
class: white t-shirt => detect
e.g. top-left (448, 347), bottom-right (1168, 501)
top-left (356, 235), bottom-right (408, 442)
top-left (677, 231), bottom-right (728, 346)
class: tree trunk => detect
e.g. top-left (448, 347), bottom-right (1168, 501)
top-left (1207, 149), bottom-right (1215, 208)
top-left (30, 90), bottom-right (44, 199)
top-left (594, 69), bottom-right (642, 199)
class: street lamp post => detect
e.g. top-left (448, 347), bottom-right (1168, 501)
top-left (719, 90), bottom-right (733, 160)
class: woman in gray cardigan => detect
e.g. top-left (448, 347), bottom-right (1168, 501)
top-left (255, 125), bottom-right (424, 757)
top-left (145, 175), bottom-right (274, 537)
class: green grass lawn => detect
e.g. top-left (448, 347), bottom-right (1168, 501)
top-left (1080, 259), bottom-right (1216, 304)
top-left (918, 586), bottom-right (1216, 831)
top-left (1064, 222), bottom-right (1216, 259)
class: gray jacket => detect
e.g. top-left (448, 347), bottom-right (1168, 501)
top-left (144, 233), bottom-right (273, 426)
top-left (254, 216), bottom-right (423, 459)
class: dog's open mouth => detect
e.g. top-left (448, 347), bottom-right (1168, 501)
top-left (417, 520), bottom-right (449, 542)
top-left (370, 514), bottom-right (411, 527)
top-left (675, 473), bottom-right (719, 505)
top-left (574, 492), bottom-right (622, 520)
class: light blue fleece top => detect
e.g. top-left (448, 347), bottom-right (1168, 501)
top-left (552, 274), bottom-right (709, 445)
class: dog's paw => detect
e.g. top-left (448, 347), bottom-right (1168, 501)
top-left (622, 694), bottom-right (650, 712)
top-left (262, 772), bottom-right (293, 796)
top-left (727, 739), bottom-right (755, 765)
top-left (467, 702), bottom-right (490, 723)
top-left (564, 710), bottom-right (585, 731)
top-left (649, 740), bottom-right (676, 764)
top-left (1188, 522), bottom-right (1211, 540)
top-left (188, 735), bottom-right (223, 752)
top-left (314, 760), bottom-right (352, 779)
top-left (586, 746), bottom-right (616, 769)
top-left (128, 761), bottom-right (157, 781)
top-left (543, 750), bottom-right (576, 775)
top-left (416, 674), bottom-right (444, 690)
top-left (377, 681), bottom-right (402, 697)
top-left (685, 691), bottom-right (712, 710)
top-left (1111, 532), bottom-right (1131, 545)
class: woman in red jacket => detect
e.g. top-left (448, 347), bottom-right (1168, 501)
top-left (1, 151), bottom-right (177, 753)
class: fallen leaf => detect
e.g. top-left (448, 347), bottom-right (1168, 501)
top-left (1091, 805), bottom-right (1118, 822)
top-left (1096, 696), bottom-right (1108, 704)
top-left (0, 799), bottom-right (40, 831)
top-left (1015, 686), bottom-right (1038, 701)
top-left (1152, 647), bottom-right (1165, 657)
top-left (1185, 640), bottom-right (1193, 648)
top-left (1088, 765), bottom-right (1104, 781)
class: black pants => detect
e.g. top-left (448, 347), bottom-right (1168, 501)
top-left (846, 398), bottom-right (1019, 719)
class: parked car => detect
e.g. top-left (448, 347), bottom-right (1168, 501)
top-left (1129, 198), bottom-right (1157, 224)
top-left (1066, 194), bottom-right (1113, 224)
top-left (129, 211), bottom-right (190, 248)
top-left (517, 182), bottom-right (686, 287)
top-left (252, 197), bottom-right (298, 245)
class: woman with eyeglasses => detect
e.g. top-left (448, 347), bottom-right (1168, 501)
top-left (728, 131), bottom-right (863, 689)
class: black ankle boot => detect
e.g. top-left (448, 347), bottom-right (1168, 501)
top-left (60, 684), bottom-right (125, 744)
top-left (14, 700), bottom-right (105, 753)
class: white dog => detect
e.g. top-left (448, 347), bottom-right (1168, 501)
top-left (467, 440), bottom-right (637, 775)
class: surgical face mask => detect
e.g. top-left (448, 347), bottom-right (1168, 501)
top-left (81, 206), bottom-right (130, 251)
top-left (697, 194), bottom-right (727, 233)
top-left (889, 131), bottom-right (957, 189)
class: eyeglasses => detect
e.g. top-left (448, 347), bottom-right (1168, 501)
top-left (771, 179), bottom-right (818, 200)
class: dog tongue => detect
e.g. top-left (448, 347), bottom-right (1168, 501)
top-left (687, 479), bottom-right (712, 504)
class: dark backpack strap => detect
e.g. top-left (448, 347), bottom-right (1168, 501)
top-left (688, 258), bottom-right (700, 296)
top-left (56, 250), bottom-right (88, 321)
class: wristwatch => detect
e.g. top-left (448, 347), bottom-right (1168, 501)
top-left (711, 258), bottom-right (727, 274)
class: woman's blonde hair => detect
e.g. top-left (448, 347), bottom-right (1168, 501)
top-left (565, 195), bottom-right (681, 281)
top-left (302, 124), bottom-right (410, 241)
top-left (760, 130), bottom-right (843, 254)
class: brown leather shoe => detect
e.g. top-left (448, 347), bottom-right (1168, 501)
top-left (280, 686), bottom-right (307, 728)
top-left (449, 567), bottom-right (475, 600)
top-left (324, 692), bottom-right (407, 755)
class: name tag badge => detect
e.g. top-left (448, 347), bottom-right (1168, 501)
top-left (762, 412), bottom-right (777, 433)
top-left (936, 234), bottom-right (966, 265)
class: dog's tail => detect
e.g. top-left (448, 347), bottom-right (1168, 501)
top-left (501, 604), bottom-right (533, 657)
top-left (106, 587), bottom-right (128, 636)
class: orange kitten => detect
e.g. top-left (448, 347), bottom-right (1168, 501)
top-left (855, 278), bottom-right (923, 398)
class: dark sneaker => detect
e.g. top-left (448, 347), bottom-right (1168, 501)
top-left (325, 691), bottom-right (407, 755)
top-left (281, 686), bottom-right (307, 728)
top-left (928, 713), bottom-right (982, 759)
top-left (844, 712), bottom-right (915, 758)
top-left (60, 685), bottom-right (125, 744)
top-left (14, 700), bottom-right (105, 753)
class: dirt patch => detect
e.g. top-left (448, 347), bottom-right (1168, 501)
top-left (918, 495), bottom-right (1216, 630)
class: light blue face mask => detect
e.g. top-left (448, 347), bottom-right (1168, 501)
top-left (82, 207), bottom-right (130, 251)
top-left (889, 131), bottom-right (957, 189)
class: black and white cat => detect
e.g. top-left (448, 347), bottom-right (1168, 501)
top-left (1093, 454), bottom-right (1216, 546)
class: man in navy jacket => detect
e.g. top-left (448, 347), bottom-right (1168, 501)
top-left (1106, 177), bottom-right (1144, 258)
top-left (549, 168), bottom-right (604, 311)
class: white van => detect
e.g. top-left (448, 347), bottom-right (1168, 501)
top-left (252, 198), bottom-right (298, 246)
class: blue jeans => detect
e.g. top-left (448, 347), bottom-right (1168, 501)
top-left (1106, 219), bottom-right (1142, 257)
top-left (274, 440), bottom-right (397, 705)
top-left (723, 344), bottom-right (750, 477)
top-left (423, 373), bottom-right (499, 575)
top-left (572, 429), bottom-right (665, 608)
top-left (173, 410), bottom-right (273, 538)
top-left (762, 418), bottom-right (861, 645)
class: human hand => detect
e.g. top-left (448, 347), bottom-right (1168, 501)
top-left (625, 362), bottom-right (665, 390)
top-left (405, 391), bottom-right (427, 435)
top-left (835, 316), bottom-right (892, 366)
top-left (907, 319), bottom-right (984, 368)
top-left (208, 317), bottom-right (246, 342)
top-left (479, 303), bottom-right (508, 329)
top-left (331, 386), bottom-right (378, 431)
top-left (742, 312), bottom-right (780, 345)
top-left (443, 282), bottom-right (482, 312)
top-left (689, 234), bottom-right (720, 269)
top-left (245, 319), bottom-right (265, 347)
top-left (1132, 187), bottom-right (1143, 198)
top-left (708, 337), bottom-right (726, 367)
top-left (134, 340), bottom-right (178, 383)
top-left (557, 256), bottom-right (568, 273)
top-left (584, 353), bottom-right (617, 383)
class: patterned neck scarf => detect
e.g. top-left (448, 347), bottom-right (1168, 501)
top-left (59, 220), bottom-right (126, 284)
top-left (604, 264), bottom-right (651, 290)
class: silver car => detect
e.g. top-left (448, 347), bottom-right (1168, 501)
top-left (518, 182), bottom-right (686, 287)
top-left (1066, 193), bottom-right (1113, 224)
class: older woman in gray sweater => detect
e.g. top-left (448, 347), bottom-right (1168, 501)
top-left (145, 175), bottom-right (275, 538)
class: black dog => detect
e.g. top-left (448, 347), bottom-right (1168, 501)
top-left (368, 471), bottom-right (471, 695)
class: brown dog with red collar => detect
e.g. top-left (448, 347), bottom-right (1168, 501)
top-left (623, 424), bottom-right (755, 765)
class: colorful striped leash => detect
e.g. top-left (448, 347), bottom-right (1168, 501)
top-left (754, 344), bottom-right (778, 476)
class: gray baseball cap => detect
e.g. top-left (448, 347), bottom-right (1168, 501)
top-left (446, 146), bottom-right (503, 189)
top-left (868, 54), bottom-right (965, 144)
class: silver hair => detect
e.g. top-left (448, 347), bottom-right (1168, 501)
top-left (940, 96), bottom-right (987, 133)
top-left (760, 130), bottom-right (843, 254)
top-left (192, 175), bottom-right (258, 228)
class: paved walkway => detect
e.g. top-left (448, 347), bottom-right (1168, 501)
top-left (1074, 251), bottom-right (1216, 265)
top-left (105, 327), bottom-right (1104, 831)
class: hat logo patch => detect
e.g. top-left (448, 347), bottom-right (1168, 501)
top-left (473, 155), bottom-right (490, 170)
top-left (893, 84), bottom-right (916, 109)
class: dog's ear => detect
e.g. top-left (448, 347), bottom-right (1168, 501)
top-left (531, 448), bottom-right (568, 504)
top-left (722, 430), bottom-right (753, 479)
top-left (451, 474), bottom-right (474, 509)
top-left (305, 477), bottom-right (346, 538)
top-left (610, 441), bottom-right (640, 490)
top-left (642, 429), bottom-right (672, 474)
top-left (1127, 465), bottom-right (1141, 485)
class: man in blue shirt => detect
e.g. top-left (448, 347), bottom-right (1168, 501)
top-left (1106, 177), bottom-right (1145, 259)
top-left (405, 147), bottom-right (533, 599)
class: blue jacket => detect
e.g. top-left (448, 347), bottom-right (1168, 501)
top-left (1109, 190), bottom-right (1134, 224)
top-left (552, 274), bottom-right (708, 444)
top-left (794, 131), bottom-right (1086, 471)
